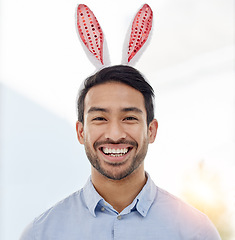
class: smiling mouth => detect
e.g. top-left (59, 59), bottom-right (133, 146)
top-left (100, 147), bottom-right (132, 157)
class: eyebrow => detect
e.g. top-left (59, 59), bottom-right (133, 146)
top-left (87, 107), bottom-right (109, 113)
top-left (121, 107), bottom-right (143, 114)
top-left (87, 106), bottom-right (143, 114)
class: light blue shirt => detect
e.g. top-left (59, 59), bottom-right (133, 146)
top-left (20, 174), bottom-right (221, 240)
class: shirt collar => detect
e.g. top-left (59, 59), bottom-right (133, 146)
top-left (135, 172), bottom-right (157, 217)
top-left (82, 173), bottom-right (157, 218)
top-left (82, 177), bottom-right (103, 217)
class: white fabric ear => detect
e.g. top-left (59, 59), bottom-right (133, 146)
top-left (76, 4), bottom-right (153, 68)
top-left (77, 4), bottom-right (110, 68)
top-left (122, 4), bottom-right (153, 65)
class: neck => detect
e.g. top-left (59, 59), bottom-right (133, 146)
top-left (91, 165), bottom-right (147, 213)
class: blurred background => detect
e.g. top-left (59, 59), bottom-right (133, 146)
top-left (0, 0), bottom-right (234, 239)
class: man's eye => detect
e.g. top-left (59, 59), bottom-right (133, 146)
top-left (92, 117), bottom-right (107, 121)
top-left (124, 116), bottom-right (138, 121)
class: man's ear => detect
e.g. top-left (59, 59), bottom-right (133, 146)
top-left (76, 121), bottom-right (85, 144)
top-left (148, 119), bottom-right (158, 144)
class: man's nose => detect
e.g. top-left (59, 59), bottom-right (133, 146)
top-left (104, 120), bottom-right (126, 141)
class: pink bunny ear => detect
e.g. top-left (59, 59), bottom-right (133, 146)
top-left (77, 4), bottom-right (104, 65)
top-left (128, 4), bottom-right (153, 63)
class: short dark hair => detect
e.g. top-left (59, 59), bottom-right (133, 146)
top-left (77, 65), bottom-right (155, 125)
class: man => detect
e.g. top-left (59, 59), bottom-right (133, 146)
top-left (20, 65), bottom-right (221, 239)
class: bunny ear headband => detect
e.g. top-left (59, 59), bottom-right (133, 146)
top-left (77, 3), bottom-right (153, 67)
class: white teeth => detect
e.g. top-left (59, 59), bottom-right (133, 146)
top-left (110, 154), bottom-right (124, 157)
top-left (102, 148), bottom-right (128, 155)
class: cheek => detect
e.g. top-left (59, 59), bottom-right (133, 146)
top-left (83, 125), bottom-right (103, 144)
top-left (126, 125), bottom-right (148, 143)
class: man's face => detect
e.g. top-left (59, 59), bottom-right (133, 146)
top-left (76, 82), bottom-right (157, 180)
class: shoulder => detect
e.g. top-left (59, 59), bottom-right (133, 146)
top-left (146, 176), bottom-right (214, 225)
top-left (38, 189), bottom-right (84, 218)
top-left (20, 189), bottom-right (84, 240)
top-left (156, 187), bottom-right (208, 220)
top-left (151, 186), bottom-right (221, 239)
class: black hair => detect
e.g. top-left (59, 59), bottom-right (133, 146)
top-left (77, 65), bottom-right (155, 125)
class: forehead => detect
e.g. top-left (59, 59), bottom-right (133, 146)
top-left (84, 82), bottom-right (146, 112)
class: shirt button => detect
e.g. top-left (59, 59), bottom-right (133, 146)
top-left (104, 202), bottom-right (108, 206)
top-left (101, 207), bottom-right (105, 212)
top-left (117, 215), bottom-right (122, 220)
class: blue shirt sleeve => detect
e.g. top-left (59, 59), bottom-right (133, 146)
top-left (19, 221), bottom-right (34, 240)
top-left (203, 216), bottom-right (221, 240)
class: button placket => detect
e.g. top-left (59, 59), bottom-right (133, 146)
top-left (113, 214), bottom-right (123, 240)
